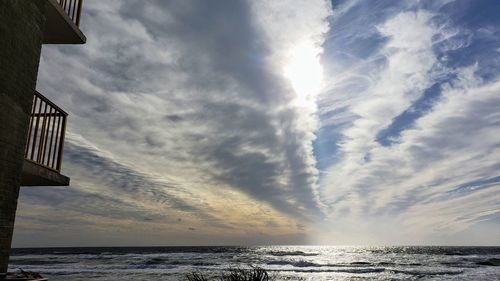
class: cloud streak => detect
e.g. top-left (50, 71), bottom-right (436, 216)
top-left (317, 0), bottom-right (500, 244)
top-left (14, 0), bottom-right (332, 246)
top-left (13, 0), bottom-right (499, 246)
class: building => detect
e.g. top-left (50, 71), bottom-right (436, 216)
top-left (0, 0), bottom-right (86, 278)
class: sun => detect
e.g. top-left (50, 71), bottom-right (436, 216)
top-left (284, 42), bottom-right (324, 107)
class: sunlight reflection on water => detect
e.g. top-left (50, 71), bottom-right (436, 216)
top-left (9, 246), bottom-right (500, 280)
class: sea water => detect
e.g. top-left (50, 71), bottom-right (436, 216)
top-left (9, 246), bottom-right (500, 280)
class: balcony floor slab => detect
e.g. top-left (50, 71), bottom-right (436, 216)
top-left (20, 159), bottom-right (69, 186)
top-left (43, 0), bottom-right (86, 44)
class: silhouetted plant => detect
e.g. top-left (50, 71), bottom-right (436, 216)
top-left (185, 267), bottom-right (275, 281)
top-left (185, 271), bottom-right (210, 281)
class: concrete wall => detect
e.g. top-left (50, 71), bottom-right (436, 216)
top-left (0, 0), bottom-right (46, 276)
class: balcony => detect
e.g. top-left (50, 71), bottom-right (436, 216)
top-left (43, 0), bottom-right (86, 44)
top-left (21, 91), bottom-right (70, 186)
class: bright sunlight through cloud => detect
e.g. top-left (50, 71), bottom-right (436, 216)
top-left (284, 42), bottom-right (324, 107)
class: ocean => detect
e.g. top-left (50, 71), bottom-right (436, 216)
top-left (9, 246), bottom-right (500, 280)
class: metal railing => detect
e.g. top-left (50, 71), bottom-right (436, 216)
top-left (25, 91), bottom-right (68, 172)
top-left (56, 0), bottom-right (84, 26)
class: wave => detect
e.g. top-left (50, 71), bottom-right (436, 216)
top-left (272, 267), bottom-right (463, 276)
top-left (267, 260), bottom-right (321, 267)
top-left (270, 268), bottom-right (386, 274)
top-left (476, 258), bottom-right (500, 266)
top-left (390, 269), bottom-right (463, 276)
top-left (9, 259), bottom-right (78, 266)
top-left (139, 257), bottom-right (219, 267)
top-left (266, 251), bottom-right (318, 257)
top-left (349, 261), bottom-right (372, 266)
top-left (266, 260), bottom-right (426, 268)
top-left (9, 246), bottom-right (500, 280)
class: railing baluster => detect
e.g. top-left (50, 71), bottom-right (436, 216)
top-left (56, 115), bottom-right (67, 172)
top-left (51, 115), bottom-right (62, 169)
top-left (72, 0), bottom-right (77, 22)
top-left (37, 102), bottom-right (49, 163)
top-left (55, 0), bottom-right (82, 26)
top-left (70, 0), bottom-right (74, 21)
top-left (47, 108), bottom-right (57, 168)
top-left (30, 98), bottom-right (43, 160)
top-left (25, 95), bottom-right (38, 157)
top-left (41, 107), bottom-right (54, 165)
top-left (67, 0), bottom-right (72, 20)
top-left (39, 107), bottom-right (48, 165)
top-left (25, 91), bottom-right (68, 172)
top-left (76, 0), bottom-right (83, 26)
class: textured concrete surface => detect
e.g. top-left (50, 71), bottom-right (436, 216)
top-left (21, 160), bottom-right (70, 186)
top-left (0, 0), bottom-right (47, 277)
top-left (44, 0), bottom-right (86, 44)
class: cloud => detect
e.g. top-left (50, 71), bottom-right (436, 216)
top-left (15, 0), bottom-right (332, 246)
top-left (15, 0), bottom-right (498, 246)
top-left (317, 1), bottom-right (500, 244)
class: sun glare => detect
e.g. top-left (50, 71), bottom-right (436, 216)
top-left (284, 42), bottom-right (324, 107)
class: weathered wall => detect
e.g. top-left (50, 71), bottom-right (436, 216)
top-left (0, 0), bottom-right (46, 277)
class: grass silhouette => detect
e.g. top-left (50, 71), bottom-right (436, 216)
top-left (185, 267), bottom-right (275, 281)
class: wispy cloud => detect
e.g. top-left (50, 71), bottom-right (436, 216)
top-left (15, 0), bottom-right (332, 246)
top-left (317, 0), bottom-right (500, 244)
top-left (14, 0), bottom-right (499, 246)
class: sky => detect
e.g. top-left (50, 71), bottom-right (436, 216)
top-left (13, 0), bottom-right (500, 247)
